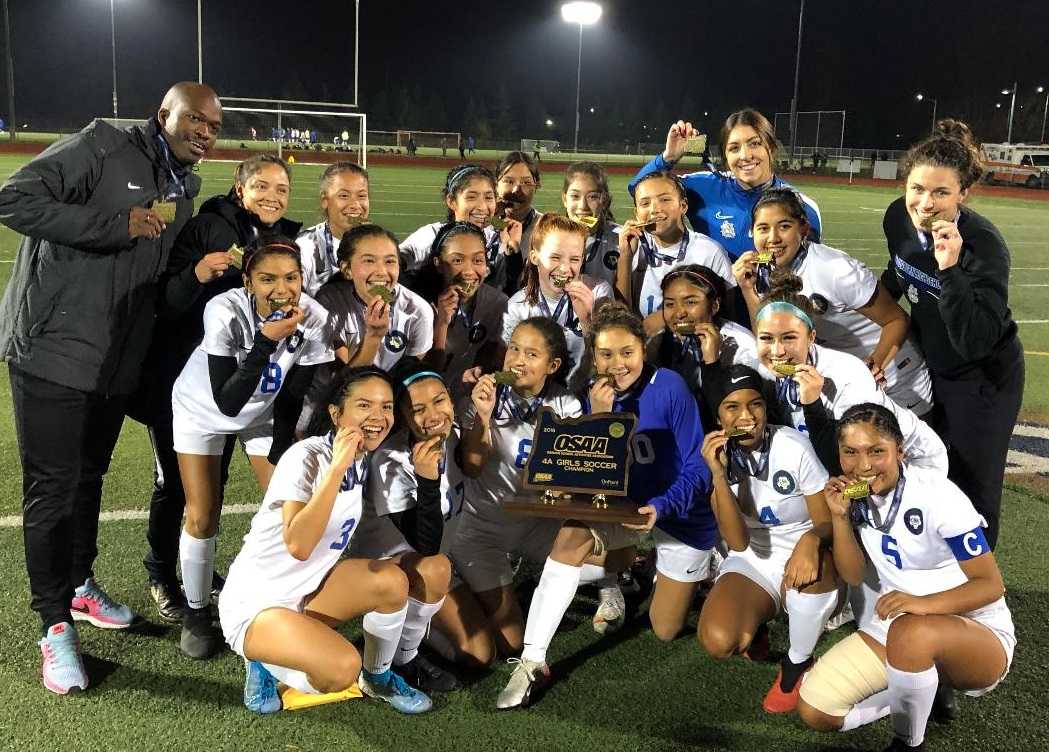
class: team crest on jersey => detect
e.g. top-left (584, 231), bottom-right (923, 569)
top-left (720, 219), bottom-right (736, 239)
top-left (906, 284), bottom-right (919, 303)
top-left (772, 470), bottom-right (796, 494)
top-left (603, 250), bottom-right (620, 271)
top-left (904, 508), bottom-right (924, 535)
top-left (468, 322), bottom-right (488, 344)
top-left (385, 329), bottom-right (408, 353)
top-left (809, 294), bottom-right (829, 315)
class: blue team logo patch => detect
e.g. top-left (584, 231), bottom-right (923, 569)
top-left (904, 508), bottom-right (924, 535)
top-left (603, 250), bottom-right (620, 271)
top-left (385, 329), bottom-right (407, 353)
top-left (772, 470), bottom-right (796, 494)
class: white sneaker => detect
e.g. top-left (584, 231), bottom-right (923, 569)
top-left (592, 585), bottom-right (626, 635)
top-left (824, 600), bottom-right (855, 632)
top-left (496, 658), bottom-right (549, 710)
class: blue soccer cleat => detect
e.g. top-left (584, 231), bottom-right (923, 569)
top-left (359, 668), bottom-right (433, 714)
top-left (243, 659), bottom-right (281, 714)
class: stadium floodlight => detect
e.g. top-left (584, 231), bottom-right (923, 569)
top-left (915, 93), bottom-right (937, 135)
top-left (545, 118), bottom-right (554, 127)
top-left (561, 2), bottom-right (602, 153)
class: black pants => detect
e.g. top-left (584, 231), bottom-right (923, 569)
top-left (929, 339), bottom-right (1025, 550)
top-left (142, 414), bottom-right (235, 587)
top-left (9, 365), bottom-right (128, 632)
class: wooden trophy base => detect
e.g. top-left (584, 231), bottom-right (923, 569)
top-left (503, 492), bottom-right (646, 525)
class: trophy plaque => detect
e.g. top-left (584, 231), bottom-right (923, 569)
top-left (503, 407), bottom-right (646, 525)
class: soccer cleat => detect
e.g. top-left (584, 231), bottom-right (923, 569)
top-left (70, 577), bottom-right (135, 629)
top-left (39, 622), bottom-right (89, 695)
top-left (931, 683), bottom-right (959, 724)
top-left (149, 580), bottom-right (186, 624)
top-left (762, 658), bottom-right (813, 713)
top-left (396, 652), bottom-right (460, 693)
top-left (359, 668), bottom-right (432, 714)
top-left (824, 600), bottom-right (855, 632)
top-left (592, 585), bottom-right (627, 635)
top-left (742, 623), bottom-right (770, 662)
top-left (180, 606), bottom-right (224, 659)
top-left (496, 658), bottom-right (550, 710)
top-left (243, 660), bottom-right (282, 714)
top-left (883, 739), bottom-right (925, 751)
top-left (211, 572), bottom-right (226, 603)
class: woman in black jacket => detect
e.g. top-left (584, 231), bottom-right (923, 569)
top-left (881, 119), bottom-right (1024, 550)
top-left (130, 153), bottom-right (300, 631)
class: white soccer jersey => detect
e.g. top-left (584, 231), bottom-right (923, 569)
top-left (502, 275), bottom-right (613, 382)
top-left (171, 288), bottom-right (333, 435)
top-left (581, 220), bottom-right (622, 289)
top-left (633, 229), bottom-right (736, 315)
top-left (223, 436), bottom-right (367, 605)
top-left (764, 344), bottom-right (947, 473)
top-left (400, 221), bottom-right (501, 272)
top-left (297, 221), bottom-right (340, 296)
top-left (793, 242), bottom-right (931, 408)
top-left (728, 425), bottom-right (829, 543)
top-left (352, 427), bottom-right (467, 558)
top-left (440, 284), bottom-right (508, 402)
top-left (856, 465), bottom-right (1001, 602)
top-left (316, 283), bottom-right (434, 371)
top-left (458, 386), bottom-right (582, 523)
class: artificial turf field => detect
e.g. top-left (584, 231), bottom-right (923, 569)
top-left (0, 155), bottom-right (1047, 751)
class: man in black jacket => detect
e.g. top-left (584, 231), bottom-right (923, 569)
top-left (0, 82), bottom-right (222, 695)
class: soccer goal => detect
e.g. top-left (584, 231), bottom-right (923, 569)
top-left (772, 110), bottom-right (846, 160)
top-left (521, 139), bottom-right (561, 154)
top-left (219, 98), bottom-right (368, 167)
top-left (396, 130), bottom-right (462, 150)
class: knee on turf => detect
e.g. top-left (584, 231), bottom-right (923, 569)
top-left (798, 632), bottom-right (887, 730)
top-left (697, 618), bottom-right (742, 659)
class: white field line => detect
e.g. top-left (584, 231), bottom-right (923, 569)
top-left (0, 503), bottom-right (259, 529)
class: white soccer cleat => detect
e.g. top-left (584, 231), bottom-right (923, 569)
top-left (592, 585), bottom-right (626, 635)
top-left (496, 658), bottom-right (550, 710)
top-left (824, 600), bottom-right (855, 632)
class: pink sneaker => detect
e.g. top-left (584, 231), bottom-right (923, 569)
top-left (39, 622), bottom-right (89, 695)
top-left (71, 578), bottom-right (135, 629)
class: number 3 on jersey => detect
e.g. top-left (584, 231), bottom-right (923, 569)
top-left (514, 439), bottom-right (533, 469)
top-left (329, 517), bottom-right (356, 551)
top-left (260, 362), bottom-right (283, 393)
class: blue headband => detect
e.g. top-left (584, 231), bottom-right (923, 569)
top-left (402, 371), bottom-right (444, 387)
top-left (446, 166), bottom-right (479, 192)
top-left (756, 301), bottom-right (814, 331)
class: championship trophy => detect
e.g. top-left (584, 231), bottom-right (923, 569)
top-left (502, 407), bottom-right (646, 525)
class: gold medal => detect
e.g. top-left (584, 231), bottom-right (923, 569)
top-left (368, 285), bottom-right (395, 305)
top-left (685, 134), bottom-right (707, 153)
top-left (772, 363), bottom-right (797, 377)
top-left (493, 370), bottom-right (519, 386)
top-left (152, 201), bottom-right (177, 223)
top-left (673, 321), bottom-right (695, 335)
top-left (228, 243), bottom-right (245, 269)
top-left (725, 426), bottom-right (752, 439)
top-left (843, 480), bottom-right (871, 499)
top-left (573, 214), bottom-right (599, 229)
top-left (755, 251), bottom-right (775, 264)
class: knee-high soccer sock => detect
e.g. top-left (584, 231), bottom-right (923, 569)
top-left (180, 530), bottom-right (216, 610)
top-left (394, 596), bottom-right (444, 666)
top-left (579, 564), bottom-right (615, 588)
top-left (786, 589), bottom-right (838, 665)
top-left (840, 689), bottom-right (891, 732)
top-left (264, 663), bottom-right (322, 694)
top-left (521, 558), bottom-right (582, 665)
top-left (362, 604), bottom-right (409, 676)
top-left (887, 664), bottom-right (938, 747)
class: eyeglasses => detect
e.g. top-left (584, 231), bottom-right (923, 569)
top-left (498, 178), bottom-right (537, 189)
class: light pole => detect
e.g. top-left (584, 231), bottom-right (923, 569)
top-left (915, 93), bottom-right (937, 134)
top-left (560, 2), bottom-right (601, 153)
top-left (109, 0), bottom-right (118, 119)
top-left (1038, 86), bottom-right (1047, 144)
top-left (1002, 83), bottom-right (1017, 144)
top-left (2, 0), bottom-right (15, 140)
top-left (788, 0), bottom-right (805, 161)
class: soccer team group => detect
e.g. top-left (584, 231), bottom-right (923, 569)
top-left (2, 83), bottom-right (1025, 751)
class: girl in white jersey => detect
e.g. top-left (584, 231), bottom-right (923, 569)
top-left (399, 164), bottom-right (521, 289)
top-left (616, 171), bottom-right (735, 325)
top-left (171, 240), bottom-right (334, 660)
top-left (503, 213), bottom-right (613, 390)
top-left (749, 273), bottom-right (947, 476)
top-left (449, 318), bottom-right (579, 665)
top-left (797, 403), bottom-right (1014, 752)
top-left (734, 188), bottom-right (933, 414)
top-left (346, 358), bottom-right (488, 688)
top-left (315, 223), bottom-right (434, 372)
top-left (698, 366), bottom-right (838, 715)
top-left (297, 162), bottom-right (370, 295)
top-left (646, 264), bottom-right (760, 426)
top-left (562, 161), bottom-right (620, 289)
top-left (218, 367), bottom-right (432, 716)
top-left (413, 222), bottom-right (508, 402)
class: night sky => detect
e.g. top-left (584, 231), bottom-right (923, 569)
top-left (4, 0), bottom-right (1049, 149)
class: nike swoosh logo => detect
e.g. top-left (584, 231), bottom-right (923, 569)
top-left (714, 211), bottom-right (732, 220)
top-left (685, 567), bottom-right (701, 574)
top-left (731, 376), bottom-right (747, 383)
top-left (127, 181), bottom-right (142, 190)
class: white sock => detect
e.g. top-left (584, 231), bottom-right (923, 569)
top-left (264, 663), bottom-right (321, 694)
top-left (394, 596), bottom-right (444, 666)
top-left (180, 530), bottom-right (216, 609)
top-left (840, 688), bottom-right (891, 732)
top-left (362, 604), bottom-right (408, 675)
top-left (521, 558), bottom-right (582, 664)
top-left (785, 589), bottom-right (838, 664)
top-left (579, 564), bottom-right (615, 588)
top-left (887, 664), bottom-right (939, 747)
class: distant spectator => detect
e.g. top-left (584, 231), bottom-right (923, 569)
top-left (407, 134), bottom-right (418, 157)
top-left (458, 134), bottom-right (466, 160)
top-left (467, 135), bottom-right (476, 154)
top-left (441, 137), bottom-right (448, 157)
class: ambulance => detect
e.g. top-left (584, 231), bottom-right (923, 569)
top-left (982, 143), bottom-right (1049, 188)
